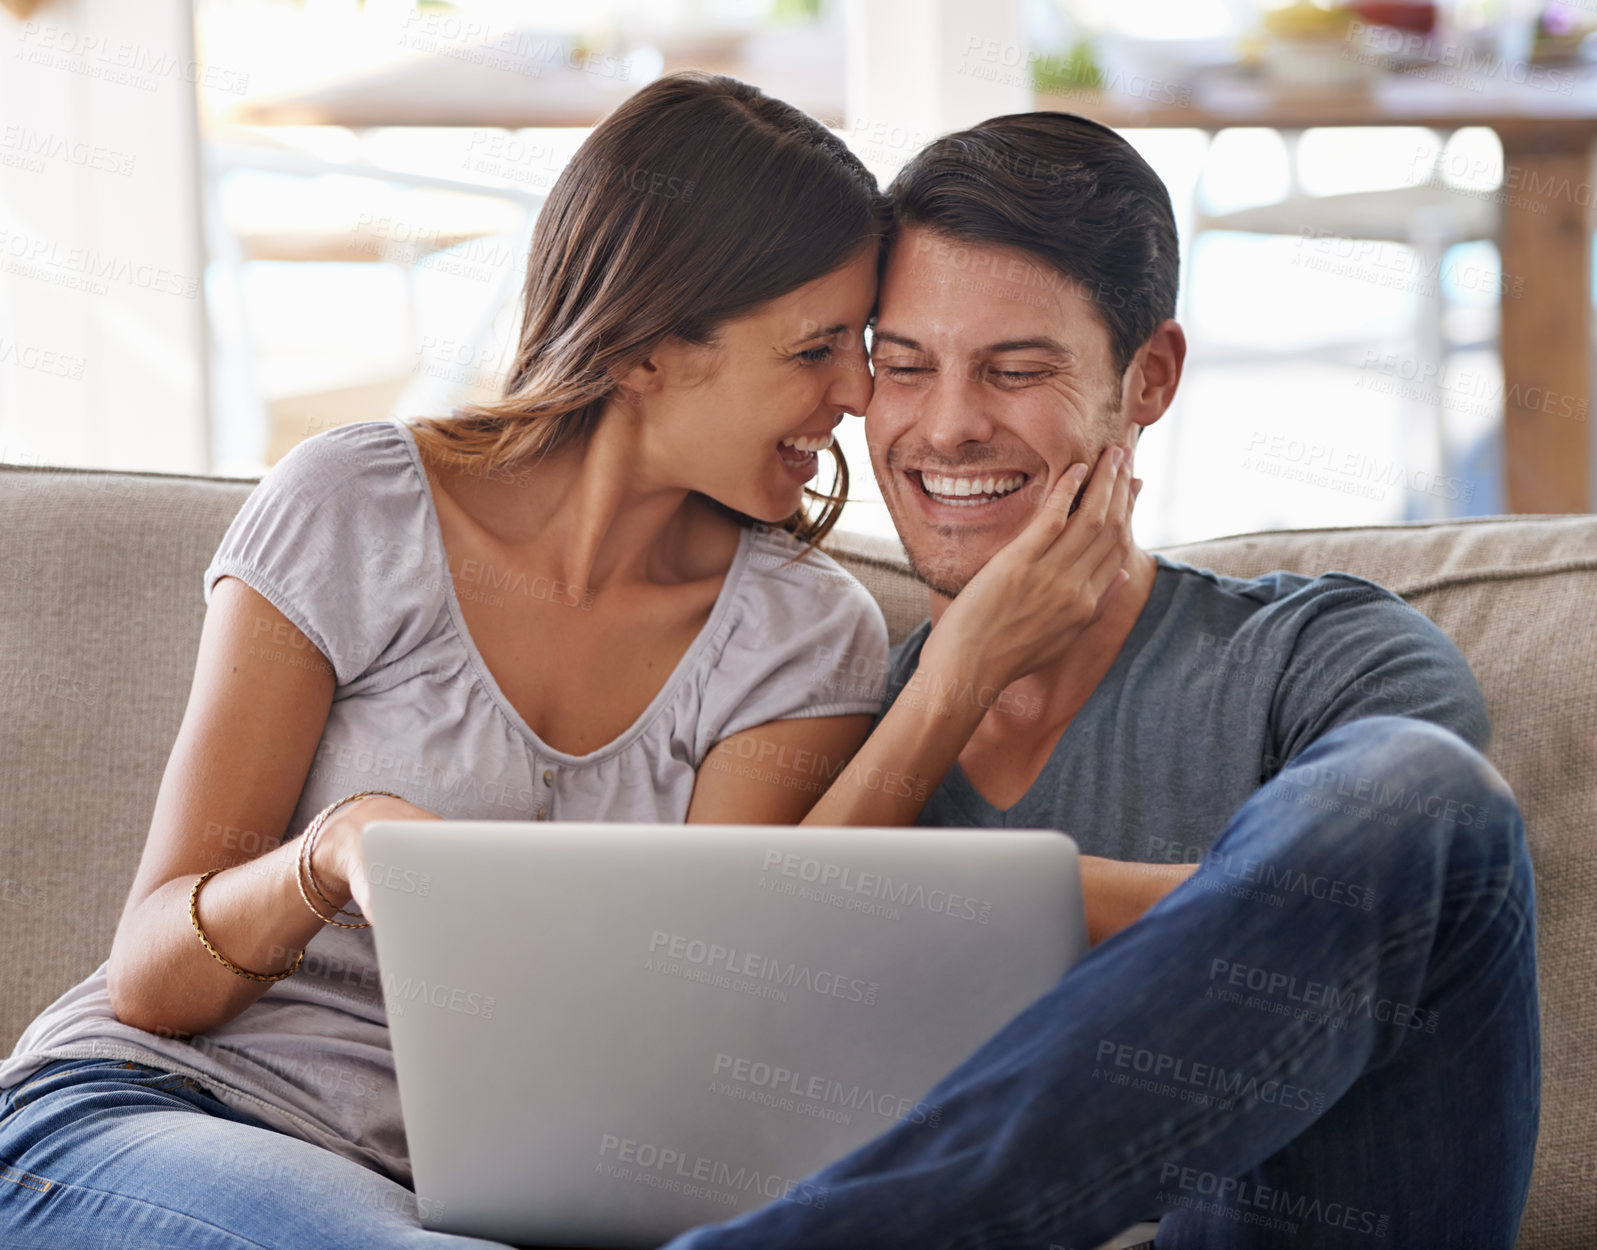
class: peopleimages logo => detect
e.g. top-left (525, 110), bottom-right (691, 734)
top-left (646, 931), bottom-right (878, 1005)
top-left (760, 851), bottom-right (992, 924)
top-left (382, 974), bottom-right (496, 1020)
top-left (711, 1053), bottom-right (942, 1127)
top-left (1094, 1040), bottom-right (1327, 1114)
top-left (1207, 959), bottom-right (1440, 1033)
top-left (1158, 1163), bottom-right (1389, 1238)
top-left (1262, 752), bottom-right (1493, 837)
top-left (597, 1133), bottom-right (826, 1209)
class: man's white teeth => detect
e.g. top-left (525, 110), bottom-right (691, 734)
top-left (780, 433), bottom-right (833, 453)
top-left (921, 472), bottom-right (1025, 502)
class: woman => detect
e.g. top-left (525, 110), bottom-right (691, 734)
top-left (0, 73), bottom-right (1134, 1248)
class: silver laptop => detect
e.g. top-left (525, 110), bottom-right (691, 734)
top-left (361, 820), bottom-right (1087, 1248)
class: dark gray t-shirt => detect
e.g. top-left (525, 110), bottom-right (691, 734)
top-left (883, 553), bottom-right (1491, 862)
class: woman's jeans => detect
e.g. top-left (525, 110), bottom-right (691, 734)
top-left (0, 717), bottom-right (1540, 1249)
top-left (0, 1058), bottom-right (517, 1250)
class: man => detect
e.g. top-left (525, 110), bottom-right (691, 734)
top-left (663, 113), bottom-right (1539, 1249)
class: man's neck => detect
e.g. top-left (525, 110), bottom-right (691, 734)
top-left (925, 545), bottom-right (1161, 745)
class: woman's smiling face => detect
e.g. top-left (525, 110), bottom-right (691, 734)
top-left (628, 247), bottom-right (878, 522)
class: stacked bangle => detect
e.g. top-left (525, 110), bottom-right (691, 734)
top-left (294, 789), bottom-right (409, 927)
top-left (189, 789), bottom-right (410, 982)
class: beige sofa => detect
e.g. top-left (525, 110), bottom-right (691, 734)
top-left (1, 457), bottom-right (1593, 1247)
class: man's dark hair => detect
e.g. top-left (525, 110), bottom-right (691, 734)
top-left (886, 112), bottom-right (1179, 381)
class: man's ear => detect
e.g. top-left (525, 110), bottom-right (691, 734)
top-left (1124, 318), bottom-right (1185, 437)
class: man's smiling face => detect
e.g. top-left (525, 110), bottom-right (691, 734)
top-left (866, 224), bottom-right (1136, 599)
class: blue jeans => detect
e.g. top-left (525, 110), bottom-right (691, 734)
top-left (0, 1057), bottom-right (524, 1249)
top-left (0, 717), bottom-right (1538, 1249)
top-left (659, 716), bottom-right (1541, 1250)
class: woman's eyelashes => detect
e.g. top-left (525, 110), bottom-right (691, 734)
top-left (796, 337), bottom-right (868, 366)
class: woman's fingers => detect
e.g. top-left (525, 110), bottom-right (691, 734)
top-left (1024, 461), bottom-right (1090, 546)
top-left (1056, 458), bottom-right (1138, 634)
top-left (922, 443), bottom-right (1141, 691)
top-left (1007, 445), bottom-right (1113, 563)
top-left (982, 444), bottom-right (1132, 575)
top-left (1076, 448), bottom-right (1134, 566)
top-left (981, 444), bottom-right (1136, 632)
top-left (1052, 444), bottom-right (1131, 567)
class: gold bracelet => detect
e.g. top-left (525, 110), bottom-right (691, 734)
top-left (303, 792), bottom-right (387, 918)
top-left (296, 810), bottom-right (366, 927)
top-left (302, 802), bottom-right (357, 916)
top-left (296, 789), bottom-right (409, 929)
top-left (190, 869), bottom-right (305, 983)
top-left (296, 849), bottom-right (365, 927)
top-left (303, 788), bottom-right (409, 923)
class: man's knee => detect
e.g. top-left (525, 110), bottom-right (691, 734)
top-left (1245, 715), bottom-right (1507, 862)
top-left (1276, 715), bottom-right (1524, 870)
top-left (1288, 715), bottom-right (1509, 807)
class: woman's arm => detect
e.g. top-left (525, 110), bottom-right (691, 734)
top-left (687, 708), bottom-right (1193, 943)
top-left (685, 714), bottom-right (874, 824)
top-left (686, 668), bottom-right (991, 828)
top-left (685, 448), bottom-right (1167, 941)
top-left (687, 450), bottom-right (1133, 831)
top-left (105, 577), bottom-right (431, 1038)
top-left (803, 449), bottom-right (1137, 831)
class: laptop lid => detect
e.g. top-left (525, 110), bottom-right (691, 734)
top-left (362, 821), bottom-right (1086, 1248)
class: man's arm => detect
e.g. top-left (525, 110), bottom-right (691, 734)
top-left (1084, 584), bottom-right (1490, 946)
top-left (1081, 856), bottom-right (1199, 945)
top-left (1268, 580), bottom-right (1491, 774)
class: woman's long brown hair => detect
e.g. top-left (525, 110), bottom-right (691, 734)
top-left (406, 71), bottom-right (890, 546)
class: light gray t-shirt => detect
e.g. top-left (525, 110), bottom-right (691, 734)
top-left (882, 553), bottom-right (1491, 859)
top-left (0, 416), bottom-right (889, 1186)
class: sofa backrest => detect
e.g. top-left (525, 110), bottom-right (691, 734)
top-left (2, 463), bottom-right (1592, 1248)
top-left (2, 464), bottom-right (254, 1046)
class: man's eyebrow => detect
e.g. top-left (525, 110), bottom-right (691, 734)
top-left (869, 331), bottom-right (1074, 358)
top-left (984, 337), bottom-right (1073, 357)
top-left (869, 329), bottom-right (922, 351)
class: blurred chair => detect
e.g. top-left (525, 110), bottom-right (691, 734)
top-left (202, 131), bottom-right (544, 466)
top-left (1191, 131), bottom-right (1498, 520)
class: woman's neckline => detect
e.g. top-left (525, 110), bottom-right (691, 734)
top-left (386, 416), bottom-right (753, 766)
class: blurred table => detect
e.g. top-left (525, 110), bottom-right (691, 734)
top-left (1044, 70), bottom-right (1597, 514)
